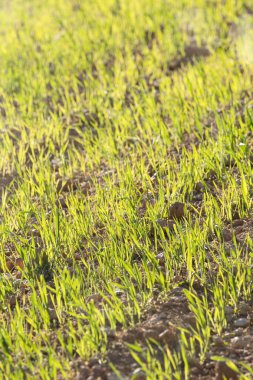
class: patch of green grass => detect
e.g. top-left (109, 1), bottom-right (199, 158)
top-left (0, 0), bottom-right (253, 378)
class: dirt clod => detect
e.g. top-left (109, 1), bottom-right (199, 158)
top-left (168, 202), bottom-right (185, 220)
top-left (15, 258), bottom-right (24, 270)
top-left (234, 318), bottom-right (250, 328)
top-left (232, 219), bottom-right (244, 227)
top-left (222, 228), bottom-right (233, 242)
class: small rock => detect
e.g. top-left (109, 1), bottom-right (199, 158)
top-left (215, 361), bottom-right (239, 380)
top-left (233, 328), bottom-right (244, 336)
top-left (231, 336), bottom-right (243, 349)
top-left (234, 318), bottom-right (250, 328)
top-left (231, 335), bottom-right (252, 349)
top-left (168, 202), bottom-right (185, 220)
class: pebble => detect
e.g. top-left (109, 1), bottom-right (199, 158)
top-left (231, 335), bottom-right (252, 349)
top-left (231, 336), bottom-right (243, 349)
top-left (234, 318), bottom-right (250, 328)
top-left (234, 328), bottom-right (244, 336)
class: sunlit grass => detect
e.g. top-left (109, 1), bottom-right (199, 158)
top-left (0, 0), bottom-right (253, 379)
